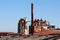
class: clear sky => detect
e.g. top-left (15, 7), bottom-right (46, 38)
top-left (0, 0), bottom-right (60, 32)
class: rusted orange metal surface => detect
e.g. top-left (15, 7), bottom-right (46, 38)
top-left (33, 30), bottom-right (60, 36)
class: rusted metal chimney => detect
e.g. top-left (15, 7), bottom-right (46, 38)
top-left (31, 3), bottom-right (34, 26)
top-left (29, 3), bottom-right (34, 35)
top-left (30, 3), bottom-right (34, 35)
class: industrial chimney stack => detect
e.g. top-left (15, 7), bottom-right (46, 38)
top-left (29, 3), bottom-right (34, 35)
top-left (31, 3), bottom-right (34, 26)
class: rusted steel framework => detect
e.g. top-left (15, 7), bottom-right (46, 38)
top-left (18, 19), bottom-right (26, 33)
top-left (29, 3), bottom-right (60, 36)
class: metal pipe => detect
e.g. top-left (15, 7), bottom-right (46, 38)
top-left (31, 3), bottom-right (34, 26)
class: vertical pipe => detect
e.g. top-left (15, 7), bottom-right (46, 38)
top-left (30, 3), bottom-right (34, 35)
top-left (31, 3), bottom-right (34, 26)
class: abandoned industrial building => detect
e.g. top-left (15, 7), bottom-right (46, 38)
top-left (0, 3), bottom-right (60, 40)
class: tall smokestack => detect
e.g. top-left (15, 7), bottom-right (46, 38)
top-left (31, 3), bottom-right (34, 26)
top-left (29, 3), bottom-right (34, 35)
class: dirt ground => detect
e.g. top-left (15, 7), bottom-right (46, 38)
top-left (0, 35), bottom-right (60, 40)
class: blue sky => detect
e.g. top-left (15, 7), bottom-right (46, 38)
top-left (0, 0), bottom-right (60, 32)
